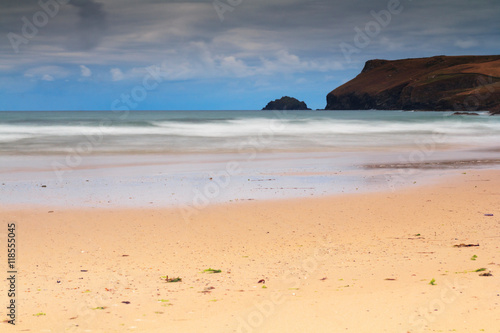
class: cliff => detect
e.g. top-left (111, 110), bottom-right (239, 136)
top-left (263, 96), bottom-right (311, 110)
top-left (325, 55), bottom-right (500, 113)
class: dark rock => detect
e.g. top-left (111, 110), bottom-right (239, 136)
top-left (452, 112), bottom-right (480, 116)
top-left (263, 96), bottom-right (311, 110)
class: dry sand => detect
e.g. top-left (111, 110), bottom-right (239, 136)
top-left (1, 170), bottom-right (499, 332)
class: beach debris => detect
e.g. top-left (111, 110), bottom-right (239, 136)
top-left (384, 278), bottom-right (397, 281)
top-left (80, 270), bottom-right (88, 272)
top-left (471, 255), bottom-right (478, 261)
top-left (162, 276), bottom-right (182, 283)
top-left (200, 286), bottom-right (215, 294)
top-left (41, 185), bottom-right (47, 188)
top-left (121, 301), bottom-right (131, 304)
top-left (249, 179), bottom-right (276, 182)
top-left (320, 277), bottom-right (327, 281)
top-left (122, 254), bottom-right (129, 257)
top-left (202, 268), bottom-right (222, 274)
top-left (484, 214), bottom-right (494, 217)
top-left (479, 272), bottom-right (493, 277)
top-left (258, 279), bottom-right (265, 284)
top-left (475, 268), bottom-right (486, 272)
top-left (91, 307), bottom-right (106, 310)
top-left (48, 211), bottom-right (54, 213)
top-left (33, 312), bottom-right (46, 317)
top-left (429, 278), bottom-right (436, 285)
top-left (453, 243), bottom-right (479, 248)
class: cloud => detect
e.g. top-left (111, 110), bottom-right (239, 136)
top-left (42, 74), bottom-right (55, 81)
top-left (379, 37), bottom-right (404, 51)
top-left (150, 43), bottom-right (344, 82)
top-left (80, 65), bottom-right (92, 77)
top-left (110, 68), bottom-right (124, 81)
top-left (1, 0), bottom-right (499, 71)
top-left (218, 56), bottom-right (253, 77)
top-left (260, 50), bottom-right (344, 74)
top-left (68, 0), bottom-right (107, 50)
top-left (455, 39), bottom-right (479, 49)
top-left (24, 66), bottom-right (70, 81)
top-left (1, 0), bottom-right (500, 109)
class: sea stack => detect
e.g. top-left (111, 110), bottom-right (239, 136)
top-left (263, 96), bottom-right (311, 110)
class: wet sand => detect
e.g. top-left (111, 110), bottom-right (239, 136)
top-left (365, 158), bottom-right (500, 169)
top-left (0, 169), bottom-right (499, 332)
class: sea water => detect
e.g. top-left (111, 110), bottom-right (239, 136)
top-left (0, 110), bottom-right (499, 208)
top-left (1, 110), bottom-right (499, 154)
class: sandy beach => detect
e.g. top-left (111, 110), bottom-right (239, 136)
top-left (2, 0), bottom-right (500, 330)
top-left (1, 168), bottom-right (499, 332)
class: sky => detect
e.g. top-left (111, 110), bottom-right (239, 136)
top-left (0, 0), bottom-right (499, 111)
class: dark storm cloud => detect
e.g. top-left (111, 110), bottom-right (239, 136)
top-left (67, 0), bottom-right (107, 50)
top-left (0, 0), bottom-right (499, 76)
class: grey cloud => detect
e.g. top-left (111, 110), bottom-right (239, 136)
top-left (0, 0), bottom-right (498, 78)
top-left (67, 0), bottom-right (107, 50)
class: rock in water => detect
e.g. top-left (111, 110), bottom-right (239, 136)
top-left (452, 112), bottom-right (479, 116)
top-left (263, 96), bottom-right (311, 110)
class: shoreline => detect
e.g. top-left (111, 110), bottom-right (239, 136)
top-left (0, 167), bottom-right (492, 213)
top-left (2, 148), bottom-right (500, 210)
top-left (1, 169), bottom-right (499, 332)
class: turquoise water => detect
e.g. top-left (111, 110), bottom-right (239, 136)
top-left (1, 110), bottom-right (499, 154)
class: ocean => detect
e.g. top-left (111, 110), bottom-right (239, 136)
top-left (1, 110), bottom-right (500, 155)
top-left (1, 110), bottom-right (499, 208)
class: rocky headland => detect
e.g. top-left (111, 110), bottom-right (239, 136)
top-left (325, 55), bottom-right (500, 114)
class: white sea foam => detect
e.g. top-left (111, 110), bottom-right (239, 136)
top-left (1, 111), bottom-right (499, 153)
